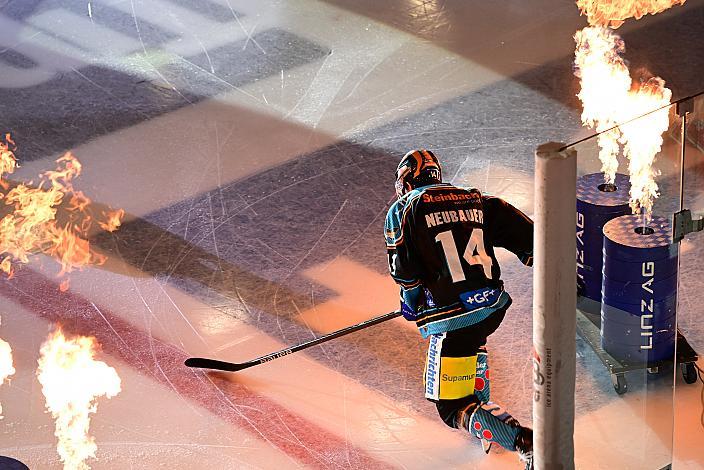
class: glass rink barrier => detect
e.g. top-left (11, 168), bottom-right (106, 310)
top-left (560, 92), bottom-right (704, 469)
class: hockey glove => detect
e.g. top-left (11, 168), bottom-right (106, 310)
top-left (400, 284), bottom-right (423, 321)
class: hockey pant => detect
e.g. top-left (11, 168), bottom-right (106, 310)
top-left (424, 316), bottom-right (523, 451)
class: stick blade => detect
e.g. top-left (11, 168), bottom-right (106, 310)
top-left (184, 357), bottom-right (249, 372)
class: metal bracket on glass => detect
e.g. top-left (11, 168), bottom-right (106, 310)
top-left (676, 98), bottom-right (694, 117)
top-left (673, 209), bottom-right (704, 243)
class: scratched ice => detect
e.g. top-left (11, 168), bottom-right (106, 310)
top-left (0, 0), bottom-right (702, 469)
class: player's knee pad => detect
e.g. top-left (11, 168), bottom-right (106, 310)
top-left (424, 335), bottom-right (486, 401)
top-left (460, 402), bottom-right (521, 451)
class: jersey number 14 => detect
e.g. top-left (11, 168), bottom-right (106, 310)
top-left (435, 228), bottom-right (493, 282)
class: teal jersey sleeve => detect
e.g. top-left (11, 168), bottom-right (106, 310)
top-left (482, 196), bottom-right (534, 266)
top-left (385, 191), bottom-right (423, 289)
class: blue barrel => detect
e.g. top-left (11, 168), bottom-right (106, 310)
top-left (602, 275), bottom-right (677, 304)
top-left (601, 299), bottom-right (676, 324)
top-left (580, 272), bottom-right (604, 301)
top-left (601, 311), bottom-right (675, 344)
top-left (601, 215), bottom-right (678, 363)
top-left (602, 255), bottom-right (678, 281)
top-left (602, 335), bottom-right (675, 363)
top-left (576, 173), bottom-right (631, 303)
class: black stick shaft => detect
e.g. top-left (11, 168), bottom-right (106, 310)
top-left (185, 310), bottom-right (402, 372)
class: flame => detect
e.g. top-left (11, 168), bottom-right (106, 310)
top-left (574, 26), bottom-right (631, 184)
top-left (620, 78), bottom-right (671, 217)
top-left (574, 26), bottom-right (671, 221)
top-left (0, 317), bottom-right (16, 420)
top-left (0, 339), bottom-right (14, 419)
top-left (0, 134), bottom-right (17, 190)
top-left (98, 209), bottom-right (125, 233)
top-left (577, 0), bottom-right (687, 28)
top-left (0, 136), bottom-right (123, 282)
top-left (37, 327), bottom-right (121, 470)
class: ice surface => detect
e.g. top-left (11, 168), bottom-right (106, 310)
top-left (0, 0), bottom-right (703, 468)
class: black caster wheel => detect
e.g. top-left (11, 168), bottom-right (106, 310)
top-left (612, 373), bottom-right (627, 395)
top-left (681, 362), bottom-right (698, 384)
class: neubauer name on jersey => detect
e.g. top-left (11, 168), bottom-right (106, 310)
top-left (425, 209), bottom-right (483, 227)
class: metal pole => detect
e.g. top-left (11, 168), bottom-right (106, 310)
top-left (678, 103), bottom-right (689, 212)
top-left (533, 142), bottom-right (577, 470)
top-left (671, 99), bottom-right (691, 462)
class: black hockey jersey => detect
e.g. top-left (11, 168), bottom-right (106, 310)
top-left (385, 183), bottom-right (533, 338)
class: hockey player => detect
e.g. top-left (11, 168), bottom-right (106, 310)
top-left (385, 149), bottom-right (534, 469)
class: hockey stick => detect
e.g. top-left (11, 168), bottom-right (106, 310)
top-left (184, 310), bottom-right (402, 372)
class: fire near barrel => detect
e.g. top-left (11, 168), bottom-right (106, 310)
top-left (601, 215), bottom-right (678, 363)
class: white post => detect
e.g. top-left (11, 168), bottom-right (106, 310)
top-left (533, 142), bottom-right (577, 470)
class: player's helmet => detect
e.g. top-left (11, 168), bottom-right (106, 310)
top-left (395, 149), bottom-right (442, 198)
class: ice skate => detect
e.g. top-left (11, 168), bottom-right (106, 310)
top-left (514, 426), bottom-right (533, 470)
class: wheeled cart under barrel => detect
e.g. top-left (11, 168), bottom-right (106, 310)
top-left (576, 298), bottom-right (699, 395)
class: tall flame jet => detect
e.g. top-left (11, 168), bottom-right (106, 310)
top-left (573, 0), bottom-right (685, 221)
top-left (37, 327), bottom-right (121, 470)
